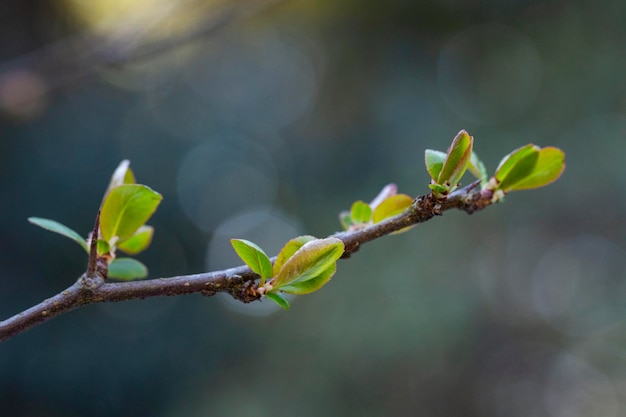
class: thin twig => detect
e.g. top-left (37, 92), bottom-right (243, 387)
top-left (0, 183), bottom-right (493, 343)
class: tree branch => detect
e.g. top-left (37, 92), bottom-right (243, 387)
top-left (0, 182), bottom-right (493, 342)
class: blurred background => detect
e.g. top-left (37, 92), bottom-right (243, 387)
top-left (1, 0), bottom-right (625, 415)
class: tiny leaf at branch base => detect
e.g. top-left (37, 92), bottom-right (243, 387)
top-left (350, 200), bottom-right (372, 225)
top-left (108, 258), bottom-right (148, 280)
top-left (28, 217), bottom-right (89, 253)
top-left (266, 292), bottom-right (290, 310)
top-left (230, 239), bottom-right (273, 281)
top-left (100, 184), bottom-right (162, 242)
top-left (97, 239), bottom-right (110, 256)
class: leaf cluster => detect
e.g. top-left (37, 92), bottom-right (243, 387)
top-left (29, 161), bottom-right (162, 280)
top-left (424, 130), bottom-right (565, 202)
top-left (231, 236), bottom-right (345, 310)
top-left (339, 184), bottom-right (414, 233)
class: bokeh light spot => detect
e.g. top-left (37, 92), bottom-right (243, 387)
top-left (177, 133), bottom-right (278, 232)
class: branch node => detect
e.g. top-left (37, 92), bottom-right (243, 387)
top-left (227, 277), bottom-right (261, 303)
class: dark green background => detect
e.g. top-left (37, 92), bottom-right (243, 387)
top-left (2, 1), bottom-right (625, 416)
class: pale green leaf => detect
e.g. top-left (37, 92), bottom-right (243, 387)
top-left (230, 239), bottom-right (273, 280)
top-left (108, 258), bottom-right (148, 280)
top-left (372, 194), bottom-right (413, 223)
top-left (502, 147), bottom-right (565, 192)
top-left (28, 217), bottom-right (89, 253)
top-left (117, 225), bottom-right (154, 255)
top-left (496, 147), bottom-right (539, 192)
top-left (339, 211), bottom-right (352, 230)
top-left (468, 151), bottom-right (488, 185)
top-left (271, 237), bottom-right (344, 290)
top-left (494, 144), bottom-right (538, 183)
top-left (97, 239), bottom-right (110, 256)
top-left (265, 292), bottom-right (290, 310)
top-left (100, 184), bottom-right (162, 242)
top-left (424, 149), bottom-right (446, 182)
top-left (350, 200), bottom-right (372, 224)
top-left (273, 235), bottom-right (316, 276)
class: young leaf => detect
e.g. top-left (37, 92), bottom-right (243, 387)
top-left (496, 147), bottom-right (539, 192)
top-left (230, 239), bottom-right (273, 281)
top-left (266, 292), bottom-right (290, 310)
top-left (339, 211), bottom-right (353, 230)
top-left (277, 263), bottom-right (336, 295)
top-left (350, 200), bottom-right (372, 225)
top-left (108, 258), bottom-right (148, 280)
top-left (424, 149), bottom-right (446, 182)
top-left (437, 130), bottom-right (473, 188)
top-left (494, 144), bottom-right (537, 183)
top-left (428, 183), bottom-right (448, 195)
top-left (100, 184), bottom-right (162, 242)
top-left (97, 239), bottom-right (110, 256)
top-left (468, 151), bottom-right (488, 185)
top-left (372, 194), bottom-right (413, 223)
top-left (28, 217), bottom-right (89, 253)
top-left (271, 237), bottom-right (344, 291)
top-left (273, 235), bottom-right (316, 276)
top-left (117, 225), bottom-right (154, 255)
top-left (500, 147), bottom-right (565, 192)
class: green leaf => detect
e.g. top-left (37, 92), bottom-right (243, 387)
top-left (372, 194), bottom-right (413, 223)
top-left (496, 147), bottom-right (539, 192)
top-left (97, 239), bottom-right (110, 256)
top-left (501, 147), bottom-right (565, 192)
top-left (273, 235), bottom-right (316, 276)
top-left (437, 130), bottom-right (473, 188)
top-left (339, 211), bottom-right (352, 230)
top-left (265, 292), bottom-right (290, 310)
top-left (117, 225), bottom-right (154, 255)
top-left (28, 217), bottom-right (89, 253)
top-left (494, 144), bottom-right (537, 183)
top-left (100, 184), bottom-right (162, 242)
top-left (108, 258), bottom-right (148, 280)
top-left (428, 183), bottom-right (448, 195)
top-left (278, 263), bottom-right (336, 295)
top-left (424, 149), bottom-right (446, 182)
top-left (230, 239), bottom-right (273, 281)
top-left (350, 200), bottom-right (372, 224)
top-left (271, 237), bottom-right (344, 291)
top-left (468, 151), bottom-right (488, 185)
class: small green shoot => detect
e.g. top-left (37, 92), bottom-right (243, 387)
top-left (230, 239), bottom-right (273, 284)
top-left (426, 130), bottom-right (474, 197)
